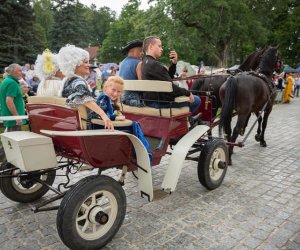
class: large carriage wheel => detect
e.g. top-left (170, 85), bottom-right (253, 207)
top-left (57, 175), bottom-right (126, 250)
top-left (198, 139), bottom-right (228, 190)
top-left (0, 161), bottom-right (56, 203)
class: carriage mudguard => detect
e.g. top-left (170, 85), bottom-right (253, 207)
top-left (40, 129), bottom-right (154, 202)
top-left (161, 125), bottom-right (210, 192)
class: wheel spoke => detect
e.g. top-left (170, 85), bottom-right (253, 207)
top-left (92, 223), bottom-right (97, 233)
top-left (102, 205), bottom-right (112, 213)
top-left (76, 213), bottom-right (87, 222)
top-left (96, 195), bottom-right (106, 206)
top-left (91, 193), bottom-right (96, 206)
top-left (81, 203), bottom-right (89, 210)
top-left (82, 220), bottom-right (90, 233)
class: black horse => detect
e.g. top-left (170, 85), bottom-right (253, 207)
top-left (190, 48), bottom-right (267, 118)
top-left (219, 47), bottom-right (280, 165)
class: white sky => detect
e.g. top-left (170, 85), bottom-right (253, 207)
top-left (78, 0), bottom-right (149, 14)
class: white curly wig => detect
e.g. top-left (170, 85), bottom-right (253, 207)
top-left (57, 44), bottom-right (89, 77)
top-left (35, 49), bottom-right (59, 80)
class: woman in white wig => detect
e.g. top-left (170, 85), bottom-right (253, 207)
top-left (58, 44), bottom-right (113, 130)
top-left (35, 49), bottom-right (64, 96)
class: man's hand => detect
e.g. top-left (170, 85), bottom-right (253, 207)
top-left (169, 50), bottom-right (178, 64)
top-left (6, 96), bottom-right (22, 126)
top-left (16, 119), bottom-right (22, 126)
top-left (189, 93), bottom-right (194, 103)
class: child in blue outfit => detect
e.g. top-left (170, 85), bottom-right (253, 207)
top-left (90, 76), bottom-right (152, 160)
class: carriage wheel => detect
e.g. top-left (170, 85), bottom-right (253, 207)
top-left (0, 161), bottom-right (56, 203)
top-left (198, 139), bottom-right (228, 190)
top-left (57, 175), bottom-right (126, 250)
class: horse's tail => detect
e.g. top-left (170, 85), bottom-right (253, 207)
top-left (219, 76), bottom-right (237, 137)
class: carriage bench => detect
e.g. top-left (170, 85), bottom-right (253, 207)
top-left (121, 80), bottom-right (190, 117)
top-left (121, 80), bottom-right (192, 165)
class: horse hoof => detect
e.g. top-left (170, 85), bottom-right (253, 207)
top-left (260, 141), bottom-right (267, 147)
top-left (255, 134), bottom-right (260, 142)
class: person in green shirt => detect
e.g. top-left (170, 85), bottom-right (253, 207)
top-left (0, 63), bottom-right (25, 161)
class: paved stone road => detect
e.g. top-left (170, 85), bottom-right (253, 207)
top-left (0, 98), bottom-right (299, 250)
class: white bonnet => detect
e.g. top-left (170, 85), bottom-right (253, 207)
top-left (57, 44), bottom-right (89, 77)
top-left (35, 49), bottom-right (59, 80)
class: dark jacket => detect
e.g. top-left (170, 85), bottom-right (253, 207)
top-left (141, 55), bottom-right (190, 101)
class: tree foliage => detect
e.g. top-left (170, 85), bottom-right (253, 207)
top-left (0, 0), bottom-right (38, 68)
top-left (0, 0), bottom-right (298, 70)
top-left (51, 0), bottom-right (89, 51)
top-left (99, 0), bottom-right (143, 63)
top-left (84, 5), bottom-right (116, 46)
top-left (33, 0), bottom-right (54, 48)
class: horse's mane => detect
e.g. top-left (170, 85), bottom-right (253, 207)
top-left (239, 47), bottom-right (267, 71)
top-left (258, 47), bottom-right (277, 77)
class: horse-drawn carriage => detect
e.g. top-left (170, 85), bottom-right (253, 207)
top-left (0, 46), bottom-right (280, 249)
top-left (0, 79), bottom-right (228, 249)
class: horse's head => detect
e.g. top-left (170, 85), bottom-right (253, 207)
top-left (238, 47), bottom-right (267, 72)
top-left (258, 47), bottom-right (280, 77)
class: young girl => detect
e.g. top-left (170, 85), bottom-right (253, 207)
top-left (96, 76), bottom-right (126, 121)
top-left (91, 76), bottom-right (152, 161)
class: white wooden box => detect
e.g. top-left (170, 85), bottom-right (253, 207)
top-left (1, 131), bottom-right (57, 172)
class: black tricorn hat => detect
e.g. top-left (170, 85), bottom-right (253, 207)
top-left (121, 39), bottom-right (143, 55)
top-left (89, 64), bottom-right (97, 69)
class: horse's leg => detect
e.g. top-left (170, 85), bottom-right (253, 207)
top-left (255, 112), bottom-right (263, 142)
top-left (259, 111), bottom-right (270, 147)
top-left (228, 114), bottom-right (248, 165)
top-left (241, 113), bottom-right (251, 136)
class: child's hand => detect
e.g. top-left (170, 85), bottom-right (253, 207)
top-left (115, 115), bottom-right (126, 121)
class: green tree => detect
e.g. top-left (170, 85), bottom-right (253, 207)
top-left (84, 5), bottom-right (116, 46)
top-left (33, 0), bottom-right (54, 49)
top-left (99, 0), bottom-right (143, 63)
top-left (0, 0), bottom-right (39, 69)
top-left (248, 0), bottom-right (300, 66)
top-left (51, 0), bottom-right (90, 51)
top-left (164, 0), bottom-right (269, 67)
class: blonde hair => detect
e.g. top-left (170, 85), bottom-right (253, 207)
top-left (104, 76), bottom-right (124, 91)
top-left (103, 76), bottom-right (124, 110)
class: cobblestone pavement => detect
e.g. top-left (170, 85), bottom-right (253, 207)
top-left (0, 98), bottom-right (299, 250)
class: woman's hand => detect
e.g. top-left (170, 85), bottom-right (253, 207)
top-left (100, 114), bottom-right (114, 130)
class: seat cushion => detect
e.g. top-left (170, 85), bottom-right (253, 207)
top-left (120, 104), bottom-right (189, 117)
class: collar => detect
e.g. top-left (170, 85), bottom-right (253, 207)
top-left (145, 55), bottom-right (157, 60)
top-left (6, 75), bottom-right (19, 82)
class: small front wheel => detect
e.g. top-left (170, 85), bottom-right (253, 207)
top-left (198, 139), bottom-right (228, 190)
top-left (57, 175), bottom-right (126, 250)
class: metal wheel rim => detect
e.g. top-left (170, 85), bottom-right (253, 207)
top-left (12, 169), bottom-right (47, 194)
top-left (209, 147), bottom-right (226, 181)
top-left (76, 190), bottom-right (118, 240)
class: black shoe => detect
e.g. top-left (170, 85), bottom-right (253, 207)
top-left (188, 112), bottom-right (202, 129)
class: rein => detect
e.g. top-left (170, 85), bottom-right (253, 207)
top-left (173, 73), bottom-right (230, 81)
